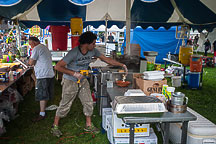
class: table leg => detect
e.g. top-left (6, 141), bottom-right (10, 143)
top-left (181, 121), bottom-right (188, 144)
top-left (164, 122), bottom-right (170, 144)
top-left (129, 123), bottom-right (135, 144)
top-left (164, 61), bottom-right (167, 69)
top-left (200, 66), bottom-right (203, 88)
top-left (182, 66), bottom-right (186, 88)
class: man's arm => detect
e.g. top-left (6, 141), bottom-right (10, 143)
top-left (98, 54), bottom-right (124, 67)
top-left (98, 54), bottom-right (128, 75)
top-left (28, 58), bottom-right (36, 66)
top-left (55, 60), bottom-right (83, 79)
top-left (55, 60), bottom-right (75, 76)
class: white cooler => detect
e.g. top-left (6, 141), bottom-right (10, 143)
top-left (102, 108), bottom-right (112, 131)
top-left (113, 128), bottom-right (157, 144)
top-left (107, 117), bottom-right (114, 144)
top-left (169, 107), bottom-right (216, 144)
top-left (112, 111), bottom-right (150, 137)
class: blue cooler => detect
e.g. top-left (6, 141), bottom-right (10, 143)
top-left (188, 72), bottom-right (200, 89)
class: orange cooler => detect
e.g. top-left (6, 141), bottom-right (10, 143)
top-left (70, 18), bottom-right (83, 35)
top-left (179, 46), bottom-right (193, 65)
top-left (190, 55), bottom-right (203, 72)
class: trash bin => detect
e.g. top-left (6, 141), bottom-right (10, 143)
top-left (49, 26), bottom-right (70, 51)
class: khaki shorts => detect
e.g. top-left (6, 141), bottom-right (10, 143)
top-left (56, 78), bottom-right (93, 118)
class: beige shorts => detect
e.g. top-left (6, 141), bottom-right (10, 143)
top-left (56, 78), bottom-right (93, 118)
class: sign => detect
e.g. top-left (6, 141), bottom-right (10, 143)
top-left (0, 0), bottom-right (21, 6)
top-left (68, 0), bottom-right (94, 6)
top-left (141, 0), bottom-right (159, 3)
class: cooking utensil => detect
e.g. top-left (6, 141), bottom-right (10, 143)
top-left (171, 92), bottom-right (188, 105)
top-left (116, 80), bottom-right (131, 87)
top-left (15, 58), bottom-right (28, 69)
top-left (112, 96), bottom-right (167, 114)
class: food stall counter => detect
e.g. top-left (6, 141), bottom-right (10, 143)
top-left (0, 68), bottom-right (29, 95)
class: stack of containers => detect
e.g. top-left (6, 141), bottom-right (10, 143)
top-left (143, 71), bottom-right (165, 80)
top-left (102, 108), bottom-right (157, 144)
top-left (143, 51), bottom-right (158, 71)
top-left (70, 18), bottom-right (83, 49)
top-left (188, 55), bottom-right (202, 89)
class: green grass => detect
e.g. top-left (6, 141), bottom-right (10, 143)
top-left (0, 65), bottom-right (216, 144)
top-left (0, 80), bottom-right (108, 144)
top-left (175, 67), bottom-right (216, 124)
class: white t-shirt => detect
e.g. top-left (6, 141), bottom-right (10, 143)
top-left (30, 44), bottom-right (54, 79)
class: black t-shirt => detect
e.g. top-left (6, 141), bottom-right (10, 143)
top-left (204, 41), bottom-right (211, 47)
top-left (108, 35), bottom-right (114, 43)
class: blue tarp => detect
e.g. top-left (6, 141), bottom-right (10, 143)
top-left (122, 26), bottom-right (182, 63)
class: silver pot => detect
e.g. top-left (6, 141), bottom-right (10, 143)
top-left (171, 92), bottom-right (188, 105)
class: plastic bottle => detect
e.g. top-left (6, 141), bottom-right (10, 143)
top-left (8, 52), bottom-right (13, 63)
top-left (9, 70), bottom-right (14, 81)
top-left (168, 52), bottom-right (171, 60)
top-left (5, 72), bottom-right (9, 82)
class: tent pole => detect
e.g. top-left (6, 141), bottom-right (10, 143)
top-left (105, 17), bottom-right (108, 55)
top-left (126, 0), bottom-right (131, 55)
top-left (16, 21), bottom-right (21, 50)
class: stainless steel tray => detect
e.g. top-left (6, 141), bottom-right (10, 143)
top-left (112, 96), bottom-right (167, 114)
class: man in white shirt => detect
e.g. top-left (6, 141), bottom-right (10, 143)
top-left (28, 37), bottom-right (55, 122)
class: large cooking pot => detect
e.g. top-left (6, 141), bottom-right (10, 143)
top-left (171, 92), bottom-right (188, 105)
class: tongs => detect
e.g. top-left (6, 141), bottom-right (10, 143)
top-left (15, 58), bottom-right (28, 69)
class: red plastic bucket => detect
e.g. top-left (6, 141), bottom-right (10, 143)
top-left (71, 35), bottom-right (80, 49)
top-left (49, 26), bottom-right (70, 51)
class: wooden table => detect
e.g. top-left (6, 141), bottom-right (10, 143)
top-left (0, 68), bottom-right (29, 95)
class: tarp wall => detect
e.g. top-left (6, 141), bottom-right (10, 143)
top-left (122, 26), bottom-right (182, 63)
top-left (197, 28), bottom-right (216, 53)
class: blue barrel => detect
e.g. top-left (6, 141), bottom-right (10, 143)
top-left (188, 72), bottom-right (200, 89)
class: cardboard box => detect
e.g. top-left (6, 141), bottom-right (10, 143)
top-left (123, 44), bottom-right (141, 56)
top-left (134, 73), bottom-right (167, 96)
top-left (132, 73), bottom-right (143, 89)
top-left (112, 111), bottom-right (150, 137)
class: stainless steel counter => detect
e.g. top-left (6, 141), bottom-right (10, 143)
top-left (106, 86), bottom-right (197, 144)
top-left (94, 66), bottom-right (135, 115)
top-left (107, 85), bottom-right (132, 101)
